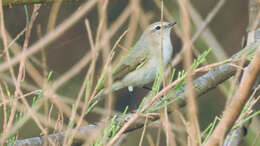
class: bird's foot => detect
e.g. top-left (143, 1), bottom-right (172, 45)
top-left (143, 86), bottom-right (152, 91)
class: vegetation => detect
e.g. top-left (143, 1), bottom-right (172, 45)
top-left (0, 0), bottom-right (259, 146)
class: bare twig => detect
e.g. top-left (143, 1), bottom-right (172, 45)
top-left (178, 0), bottom-right (201, 145)
top-left (0, 0), bottom-right (98, 72)
top-left (47, 0), bottom-right (62, 32)
top-left (205, 46), bottom-right (260, 146)
top-left (51, 4), bottom-right (132, 91)
top-left (138, 116), bottom-right (148, 146)
top-left (170, 0), bottom-right (226, 67)
top-left (2, 0), bottom-right (83, 6)
top-left (0, 2), bottom-right (19, 144)
top-left (13, 43), bottom-right (257, 145)
top-left (107, 49), bottom-right (255, 145)
top-left (223, 86), bottom-right (260, 146)
top-left (205, 0), bottom-right (260, 145)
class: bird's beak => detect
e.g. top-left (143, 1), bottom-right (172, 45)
top-left (168, 21), bottom-right (177, 27)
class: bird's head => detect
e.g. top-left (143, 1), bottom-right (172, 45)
top-left (141, 21), bottom-right (177, 43)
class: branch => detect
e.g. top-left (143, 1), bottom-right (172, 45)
top-left (13, 43), bottom-right (258, 146)
top-left (2, 0), bottom-right (83, 6)
top-left (223, 121), bottom-right (250, 146)
top-left (205, 35), bottom-right (260, 146)
top-left (205, 0), bottom-right (260, 145)
top-left (0, 0), bottom-right (98, 72)
top-left (13, 125), bottom-right (98, 146)
top-left (223, 85), bottom-right (260, 146)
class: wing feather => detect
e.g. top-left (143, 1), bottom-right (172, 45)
top-left (112, 44), bottom-right (150, 81)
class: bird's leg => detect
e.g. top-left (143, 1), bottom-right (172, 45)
top-left (143, 86), bottom-right (152, 91)
top-left (143, 86), bottom-right (164, 100)
top-left (128, 86), bottom-right (138, 109)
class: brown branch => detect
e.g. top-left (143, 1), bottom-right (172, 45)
top-left (8, 0), bottom-right (260, 145)
top-left (2, 0), bottom-right (83, 6)
top-left (170, 0), bottom-right (226, 67)
top-left (223, 85), bottom-right (260, 146)
top-left (204, 0), bottom-right (260, 145)
top-left (13, 125), bottom-right (98, 146)
top-left (223, 122), bottom-right (250, 146)
top-left (205, 43), bottom-right (260, 146)
top-left (0, 0), bottom-right (98, 72)
top-left (13, 43), bottom-right (258, 146)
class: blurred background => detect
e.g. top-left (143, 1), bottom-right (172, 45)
top-left (1, 0), bottom-right (259, 145)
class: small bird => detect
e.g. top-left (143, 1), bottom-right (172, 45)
top-left (92, 21), bottom-right (176, 107)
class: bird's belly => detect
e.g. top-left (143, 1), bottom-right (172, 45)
top-left (121, 60), bottom-right (159, 87)
top-left (139, 67), bottom-right (158, 84)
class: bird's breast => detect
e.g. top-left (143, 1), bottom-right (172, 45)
top-left (162, 37), bottom-right (173, 65)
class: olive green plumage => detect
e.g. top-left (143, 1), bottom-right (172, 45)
top-left (92, 21), bottom-right (176, 104)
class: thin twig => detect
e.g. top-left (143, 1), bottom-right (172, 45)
top-left (51, 4), bottom-right (132, 91)
top-left (0, 0), bottom-right (98, 72)
top-left (0, 2), bottom-right (19, 144)
top-left (170, 0), bottom-right (226, 67)
top-left (13, 44), bottom-right (257, 145)
top-left (205, 46), bottom-right (260, 146)
top-left (107, 58), bottom-right (245, 145)
top-left (178, 0), bottom-right (201, 145)
top-left (138, 116), bottom-right (148, 146)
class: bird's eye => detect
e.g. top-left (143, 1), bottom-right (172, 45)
top-left (155, 26), bottom-right (161, 30)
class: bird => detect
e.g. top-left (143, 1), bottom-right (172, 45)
top-left (91, 21), bottom-right (176, 108)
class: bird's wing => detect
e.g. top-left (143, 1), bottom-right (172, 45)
top-left (112, 43), bottom-right (150, 81)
